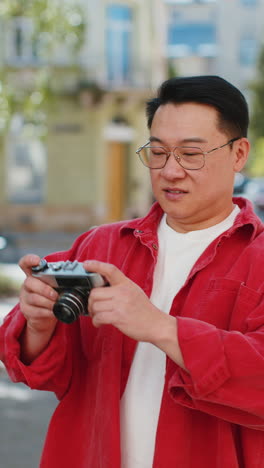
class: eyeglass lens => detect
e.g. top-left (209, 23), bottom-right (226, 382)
top-left (139, 146), bottom-right (205, 170)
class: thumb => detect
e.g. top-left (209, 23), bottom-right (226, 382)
top-left (19, 254), bottom-right (41, 277)
top-left (83, 260), bottom-right (126, 286)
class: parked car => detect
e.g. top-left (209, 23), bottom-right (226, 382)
top-left (0, 234), bottom-right (19, 263)
top-left (243, 178), bottom-right (264, 210)
top-left (233, 173), bottom-right (250, 197)
top-left (0, 235), bottom-right (7, 251)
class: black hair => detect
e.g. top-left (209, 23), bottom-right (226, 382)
top-left (146, 75), bottom-right (249, 137)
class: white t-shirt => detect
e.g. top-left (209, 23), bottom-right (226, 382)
top-left (120, 205), bottom-right (240, 468)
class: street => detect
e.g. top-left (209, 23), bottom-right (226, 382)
top-left (0, 371), bottom-right (57, 468)
top-left (1, 204), bottom-right (264, 467)
top-left (0, 266), bottom-right (57, 468)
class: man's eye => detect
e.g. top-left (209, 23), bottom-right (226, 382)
top-left (150, 149), bottom-right (166, 156)
top-left (182, 152), bottom-right (201, 157)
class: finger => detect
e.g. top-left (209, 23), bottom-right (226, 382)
top-left (19, 298), bottom-right (58, 333)
top-left (91, 312), bottom-right (114, 328)
top-left (88, 297), bottom-right (114, 315)
top-left (23, 276), bottom-right (58, 301)
top-left (20, 300), bottom-right (56, 320)
top-left (19, 254), bottom-right (41, 277)
top-left (21, 289), bottom-right (57, 311)
top-left (83, 260), bottom-right (126, 286)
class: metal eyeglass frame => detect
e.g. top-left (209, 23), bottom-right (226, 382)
top-left (136, 137), bottom-right (241, 170)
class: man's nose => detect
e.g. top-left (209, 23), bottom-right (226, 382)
top-left (160, 151), bottom-right (186, 178)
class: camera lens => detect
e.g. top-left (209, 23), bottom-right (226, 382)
top-left (53, 288), bottom-right (88, 324)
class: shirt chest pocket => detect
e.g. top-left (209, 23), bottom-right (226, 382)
top-left (190, 278), bottom-right (263, 332)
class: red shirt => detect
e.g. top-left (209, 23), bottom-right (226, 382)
top-left (2, 198), bottom-right (264, 467)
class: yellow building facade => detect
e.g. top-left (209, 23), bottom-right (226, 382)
top-left (0, 0), bottom-right (167, 233)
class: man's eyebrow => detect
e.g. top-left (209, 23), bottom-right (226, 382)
top-left (181, 137), bottom-right (208, 145)
top-left (149, 136), bottom-right (165, 145)
top-left (149, 136), bottom-right (208, 145)
top-left (149, 136), bottom-right (163, 144)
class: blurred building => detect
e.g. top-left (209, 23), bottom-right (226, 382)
top-left (0, 0), bottom-right (264, 235)
top-left (0, 0), bottom-right (167, 234)
top-left (165, 0), bottom-right (264, 97)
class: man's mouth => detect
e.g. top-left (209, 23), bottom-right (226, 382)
top-left (165, 189), bottom-right (186, 194)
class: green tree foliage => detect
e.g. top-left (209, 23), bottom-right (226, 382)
top-left (0, 271), bottom-right (20, 297)
top-left (250, 46), bottom-right (264, 141)
top-left (249, 138), bottom-right (264, 176)
top-left (0, 0), bottom-right (86, 131)
top-left (0, 0), bottom-right (85, 52)
top-left (167, 59), bottom-right (179, 79)
top-left (248, 46), bottom-right (264, 175)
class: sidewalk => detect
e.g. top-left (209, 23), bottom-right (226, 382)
top-left (0, 297), bottom-right (18, 322)
top-left (0, 370), bottom-right (57, 468)
top-left (0, 263), bottom-right (58, 468)
top-left (0, 263), bottom-right (24, 323)
top-left (0, 263), bottom-right (25, 283)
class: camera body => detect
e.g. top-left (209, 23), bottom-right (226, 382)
top-left (32, 259), bottom-right (108, 324)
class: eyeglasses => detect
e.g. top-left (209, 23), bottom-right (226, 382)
top-left (136, 137), bottom-right (240, 171)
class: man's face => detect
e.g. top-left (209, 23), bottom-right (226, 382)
top-left (149, 102), bottom-right (248, 232)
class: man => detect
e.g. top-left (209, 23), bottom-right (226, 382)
top-left (1, 75), bottom-right (264, 468)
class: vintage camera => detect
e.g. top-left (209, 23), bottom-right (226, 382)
top-left (32, 259), bottom-right (108, 324)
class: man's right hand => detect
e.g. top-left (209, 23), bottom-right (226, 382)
top-left (18, 254), bottom-right (59, 363)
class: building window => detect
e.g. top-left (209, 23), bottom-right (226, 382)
top-left (164, 0), bottom-right (216, 3)
top-left (6, 115), bottom-right (46, 204)
top-left (164, 0), bottom-right (193, 3)
top-left (106, 4), bottom-right (133, 85)
top-left (167, 22), bottom-right (216, 57)
top-left (5, 17), bottom-right (39, 65)
top-left (240, 0), bottom-right (257, 5)
top-left (240, 37), bottom-right (258, 66)
top-left (195, 0), bottom-right (217, 3)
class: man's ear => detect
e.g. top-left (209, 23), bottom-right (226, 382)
top-left (233, 137), bottom-right (250, 172)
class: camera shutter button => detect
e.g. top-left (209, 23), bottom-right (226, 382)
top-left (63, 260), bottom-right (78, 270)
top-left (32, 259), bottom-right (48, 272)
top-left (51, 262), bottom-right (63, 271)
